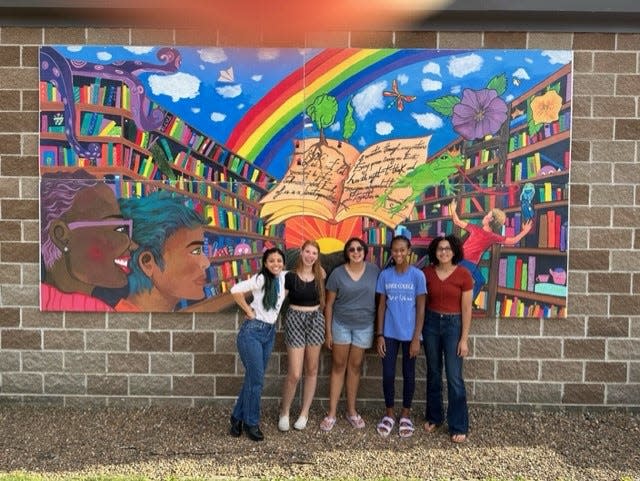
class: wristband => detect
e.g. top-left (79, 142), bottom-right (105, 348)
top-left (375, 333), bottom-right (384, 337)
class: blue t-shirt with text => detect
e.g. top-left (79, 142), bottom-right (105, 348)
top-left (375, 265), bottom-right (427, 341)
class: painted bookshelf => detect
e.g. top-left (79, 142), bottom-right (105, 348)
top-left (363, 63), bottom-right (571, 318)
top-left (39, 73), bottom-right (284, 312)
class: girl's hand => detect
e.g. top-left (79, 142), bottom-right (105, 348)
top-left (376, 335), bottom-right (386, 358)
top-left (245, 308), bottom-right (255, 319)
top-left (457, 339), bottom-right (469, 357)
top-left (409, 338), bottom-right (420, 358)
top-left (324, 333), bottom-right (333, 350)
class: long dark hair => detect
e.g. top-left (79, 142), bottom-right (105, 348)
top-left (260, 247), bottom-right (285, 310)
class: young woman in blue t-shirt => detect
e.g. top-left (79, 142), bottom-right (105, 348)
top-left (374, 235), bottom-right (426, 438)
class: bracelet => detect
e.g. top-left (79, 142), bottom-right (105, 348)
top-left (375, 333), bottom-right (384, 337)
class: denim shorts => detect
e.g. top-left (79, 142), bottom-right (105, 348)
top-left (332, 318), bottom-right (374, 349)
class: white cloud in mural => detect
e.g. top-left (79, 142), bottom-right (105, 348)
top-left (397, 74), bottom-right (409, 85)
top-left (124, 46), bottom-right (154, 55)
top-left (505, 94), bottom-right (514, 102)
top-left (494, 55), bottom-right (503, 61)
top-left (330, 122), bottom-right (341, 132)
top-left (352, 81), bottom-right (386, 120)
top-left (198, 48), bottom-right (227, 64)
top-left (358, 136), bottom-right (367, 147)
top-left (199, 65), bottom-right (205, 70)
top-left (215, 84), bottom-right (242, 98)
top-left (376, 121), bottom-right (394, 136)
top-left (411, 112), bottom-right (443, 130)
top-left (191, 107), bottom-right (201, 114)
top-left (251, 74), bottom-right (263, 82)
top-left (448, 53), bottom-right (483, 78)
top-left (97, 51), bottom-right (113, 62)
top-left (210, 112), bottom-right (226, 122)
top-left (421, 78), bottom-right (442, 92)
top-left (238, 103), bottom-right (245, 109)
top-left (258, 49), bottom-right (279, 61)
top-left (148, 72), bottom-right (200, 102)
top-left (512, 68), bottom-right (530, 80)
top-left (451, 85), bottom-right (462, 94)
top-left (422, 62), bottom-right (441, 76)
top-left (542, 50), bottom-right (572, 65)
top-left (525, 57), bottom-right (534, 64)
top-left (66, 46), bottom-right (82, 52)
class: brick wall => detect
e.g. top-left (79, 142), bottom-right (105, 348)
top-left (0, 27), bottom-right (638, 408)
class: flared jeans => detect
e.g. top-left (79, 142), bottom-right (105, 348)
top-left (232, 319), bottom-right (276, 427)
top-left (422, 310), bottom-right (469, 435)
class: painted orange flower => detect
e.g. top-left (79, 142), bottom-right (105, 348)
top-left (530, 90), bottom-right (563, 124)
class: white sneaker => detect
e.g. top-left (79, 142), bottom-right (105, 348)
top-left (293, 415), bottom-right (308, 430)
top-left (278, 415), bottom-right (290, 432)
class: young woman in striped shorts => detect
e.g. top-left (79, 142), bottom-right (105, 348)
top-left (278, 240), bottom-right (326, 432)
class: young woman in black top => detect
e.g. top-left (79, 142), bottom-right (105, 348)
top-left (278, 240), bottom-right (326, 431)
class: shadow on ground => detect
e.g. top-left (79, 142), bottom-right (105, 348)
top-left (0, 405), bottom-right (638, 480)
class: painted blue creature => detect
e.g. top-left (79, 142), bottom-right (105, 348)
top-left (520, 182), bottom-right (536, 221)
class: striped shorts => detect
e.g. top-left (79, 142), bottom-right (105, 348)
top-left (284, 308), bottom-right (325, 348)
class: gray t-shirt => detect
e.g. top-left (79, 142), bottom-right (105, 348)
top-left (326, 262), bottom-right (380, 328)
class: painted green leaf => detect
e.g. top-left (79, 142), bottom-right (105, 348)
top-left (547, 81), bottom-right (561, 94)
top-left (426, 95), bottom-right (460, 117)
top-left (528, 117), bottom-right (543, 137)
top-left (486, 74), bottom-right (507, 96)
top-left (150, 142), bottom-right (177, 181)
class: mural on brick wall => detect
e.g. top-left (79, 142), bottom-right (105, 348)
top-left (39, 46), bottom-right (572, 317)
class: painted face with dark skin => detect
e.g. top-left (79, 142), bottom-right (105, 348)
top-left (63, 184), bottom-right (135, 289)
top-left (152, 226), bottom-right (209, 303)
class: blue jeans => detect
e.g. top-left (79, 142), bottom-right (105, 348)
top-left (381, 337), bottom-right (416, 409)
top-left (422, 310), bottom-right (468, 435)
top-left (232, 319), bottom-right (276, 427)
top-left (460, 259), bottom-right (485, 301)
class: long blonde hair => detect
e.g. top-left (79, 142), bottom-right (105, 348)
top-left (294, 239), bottom-right (325, 308)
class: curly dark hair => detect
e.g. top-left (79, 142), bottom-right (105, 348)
top-left (427, 234), bottom-right (464, 265)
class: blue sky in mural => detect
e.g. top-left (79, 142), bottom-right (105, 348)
top-left (54, 46), bottom-right (572, 178)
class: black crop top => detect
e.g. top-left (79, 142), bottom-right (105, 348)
top-left (285, 271), bottom-right (320, 306)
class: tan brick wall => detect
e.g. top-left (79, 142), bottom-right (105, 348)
top-left (0, 27), bottom-right (638, 408)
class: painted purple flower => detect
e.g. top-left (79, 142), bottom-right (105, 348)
top-left (452, 88), bottom-right (508, 140)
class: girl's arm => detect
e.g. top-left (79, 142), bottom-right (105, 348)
top-left (410, 293), bottom-right (426, 358)
top-left (450, 199), bottom-right (468, 229)
top-left (324, 290), bottom-right (337, 350)
top-left (230, 274), bottom-right (260, 319)
top-left (375, 294), bottom-right (386, 357)
top-left (457, 289), bottom-right (473, 357)
top-left (232, 291), bottom-right (255, 319)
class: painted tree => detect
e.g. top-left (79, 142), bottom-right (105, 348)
top-left (306, 93), bottom-right (338, 144)
top-left (342, 97), bottom-right (356, 143)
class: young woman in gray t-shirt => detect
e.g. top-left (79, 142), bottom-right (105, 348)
top-left (320, 237), bottom-right (380, 432)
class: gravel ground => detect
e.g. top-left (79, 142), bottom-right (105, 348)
top-left (0, 404), bottom-right (638, 481)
